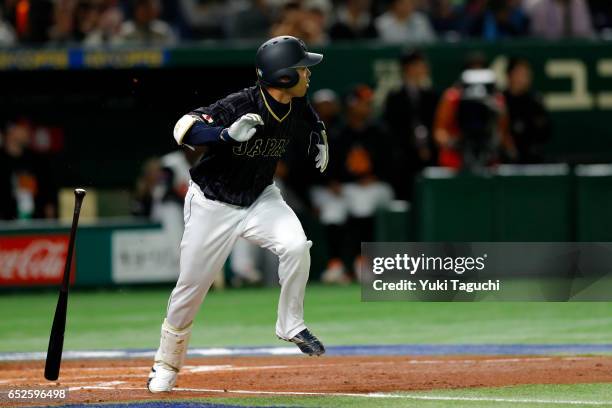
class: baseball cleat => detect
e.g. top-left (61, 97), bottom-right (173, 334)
top-left (285, 328), bottom-right (326, 356)
top-left (147, 364), bottom-right (178, 393)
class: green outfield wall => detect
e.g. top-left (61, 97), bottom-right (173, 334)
top-left (409, 164), bottom-right (612, 242)
top-left (414, 165), bottom-right (574, 241)
top-left (575, 165), bottom-right (612, 241)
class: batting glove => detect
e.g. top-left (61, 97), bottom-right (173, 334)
top-left (224, 113), bottom-right (264, 143)
top-left (313, 122), bottom-right (329, 173)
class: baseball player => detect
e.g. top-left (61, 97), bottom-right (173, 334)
top-left (147, 36), bottom-right (329, 393)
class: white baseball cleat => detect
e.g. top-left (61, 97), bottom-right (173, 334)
top-left (147, 363), bottom-right (178, 393)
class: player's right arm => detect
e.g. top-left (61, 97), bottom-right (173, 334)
top-left (173, 94), bottom-right (264, 147)
top-left (173, 113), bottom-right (263, 146)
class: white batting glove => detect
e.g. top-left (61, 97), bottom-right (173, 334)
top-left (225, 113), bottom-right (264, 143)
top-left (315, 129), bottom-right (329, 173)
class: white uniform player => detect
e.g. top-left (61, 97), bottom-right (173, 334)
top-left (147, 36), bottom-right (329, 393)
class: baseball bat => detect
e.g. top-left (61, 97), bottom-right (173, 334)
top-left (44, 188), bottom-right (86, 381)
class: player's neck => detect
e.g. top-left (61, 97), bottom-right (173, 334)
top-left (264, 87), bottom-right (292, 104)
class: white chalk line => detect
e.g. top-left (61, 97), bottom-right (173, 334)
top-left (94, 381), bottom-right (126, 387)
top-left (62, 385), bottom-right (612, 406)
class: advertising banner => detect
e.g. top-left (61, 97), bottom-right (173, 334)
top-left (111, 230), bottom-right (178, 284)
top-left (0, 235), bottom-right (73, 286)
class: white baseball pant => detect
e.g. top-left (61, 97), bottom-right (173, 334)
top-left (165, 180), bottom-right (311, 340)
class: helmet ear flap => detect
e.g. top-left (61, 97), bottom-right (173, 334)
top-left (268, 68), bottom-right (299, 88)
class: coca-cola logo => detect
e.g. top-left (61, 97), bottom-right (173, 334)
top-left (0, 237), bottom-right (71, 284)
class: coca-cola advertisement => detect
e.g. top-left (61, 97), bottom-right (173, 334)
top-left (0, 235), bottom-right (75, 286)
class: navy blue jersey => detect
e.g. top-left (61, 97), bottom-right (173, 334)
top-left (185, 85), bottom-right (322, 207)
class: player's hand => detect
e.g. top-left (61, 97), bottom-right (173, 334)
top-left (315, 140), bottom-right (328, 172)
top-left (226, 113), bottom-right (264, 142)
top-left (312, 122), bottom-right (329, 173)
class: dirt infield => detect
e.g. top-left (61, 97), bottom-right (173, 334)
top-left (1, 355), bottom-right (612, 406)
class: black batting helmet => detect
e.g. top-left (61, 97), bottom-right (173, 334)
top-left (255, 36), bottom-right (323, 88)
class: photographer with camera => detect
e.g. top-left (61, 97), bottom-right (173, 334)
top-left (433, 66), bottom-right (517, 170)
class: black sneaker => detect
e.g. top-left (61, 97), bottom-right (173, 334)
top-left (285, 328), bottom-right (325, 356)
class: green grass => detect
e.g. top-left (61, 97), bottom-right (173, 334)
top-left (137, 383), bottom-right (612, 407)
top-left (1, 284), bottom-right (612, 352)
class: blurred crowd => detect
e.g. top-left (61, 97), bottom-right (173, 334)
top-left (0, 0), bottom-right (611, 47)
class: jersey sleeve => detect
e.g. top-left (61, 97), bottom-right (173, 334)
top-left (183, 90), bottom-right (254, 145)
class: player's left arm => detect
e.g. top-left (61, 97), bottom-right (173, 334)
top-left (303, 99), bottom-right (329, 173)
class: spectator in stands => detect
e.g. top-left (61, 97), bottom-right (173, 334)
top-left (428, 0), bottom-right (463, 40)
top-left (303, 0), bottom-right (332, 45)
top-left (270, 2), bottom-right (303, 39)
top-left (310, 180), bottom-right (351, 283)
top-left (0, 119), bottom-right (57, 220)
top-left (270, 0), bottom-right (329, 46)
top-left (524, 0), bottom-right (595, 39)
top-left (374, 0), bottom-right (436, 44)
top-left (83, 0), bottom-right (124, 46)
top-left (503, 57), bottom-right (551, 163)
top-left (383, 49), bottom-right (439, 200)
top-left (334, 85), bottom-right (393, 185)
top-left (131, 157), bottom-right (162, 218)
top-left (342, 147), bottom-right (393, 281)
top-left (157, 0), bottom-right (183, 32)
top-left (113, 0), bottom-right (176, 45)
top-left (433, 66), bottom-right (517, 169)
top-left (589, 0), bottom-right (612, 34)
top-left (178, 0), bottom-right (226, 40)
top-left (467, 0), bottom-right (529, 39)
top-left (456, 0), bottom-right (489, 36)
top-left (225, 0), bottom-right (273, 40)
top-left (329, 0), bottom-right (378, 41)
top-left (268, 1), bottom-right (303, 37)
top-left (5, 0), bottom-right (53, 44)
top-left (49, 0), bottom-right (75, 43)
top-left (0, 8), bottom-right (16, 45)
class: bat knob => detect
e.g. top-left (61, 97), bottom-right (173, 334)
top-left (74, 188), bottom-right (87, 197)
